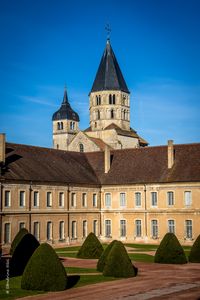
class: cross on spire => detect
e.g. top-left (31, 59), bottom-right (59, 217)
top-left (105, 24), bottom-right (111, 40)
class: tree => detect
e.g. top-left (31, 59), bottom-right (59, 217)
top-left (77, 232), bottom-right (103, 259)
top-left (10, 228), bottom-right (28, 255)
top-left (97, 240), bottom-right (117, 272)
top-left (188, 234), bottom-right (200, 263)
top-left (154, 233), bottom-right (187, 264)
top-left (21, 243), bottom-right (67, 291)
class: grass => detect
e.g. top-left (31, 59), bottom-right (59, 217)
top-left (125, 243), bottom-right (158, 251)
top-left (128, 253), bottom-right (154, 263)
top-left (55, 246), bottom-right (80, 252)
top-left (66, 267), bottom-right (100, 274)
top-left (58, 252), bottom-right (78, 258)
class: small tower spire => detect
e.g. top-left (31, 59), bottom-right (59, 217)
top-left (105, 24), bottom-right (111, 41)
top-left (63, 84), bottom-right (69, 104)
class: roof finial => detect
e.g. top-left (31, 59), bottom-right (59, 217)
top-left (105, 24), bottom-right (111, 41)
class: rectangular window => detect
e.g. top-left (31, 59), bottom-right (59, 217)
top-left (105, 193), bottom-right (111, 207)
top-left (185, 220), bottom-right (192, 239)
top-left (71, 193), bottom-right (76, 207)
top-left (19, 191), bottom-right (25, 207)
top-left (184, 191), bottom-right (192, 206)
top-left (93, 194), bottom-right (97, 207)
top-left (19, 222), bottom-right (25, 230)
top-left (33, 191), bottom-right (39, 207)
top-left (120, 193), bottom-right (126, 207)
top-left (59, 192), bottom-right (64, 207)
top-left (105, 220), bottom-right (111, 237)
top-left (168, 220), bottom-right (175, 234)
top-left (47, 192), bottom-right (52, 207)
top-left (93, 220), bottom-right (98, 236)
top-left (71, 221), bottom-right (77, 239)
top-left (82, 193), bottom-right (87, 207)
top-left (5, 191), bottom-right (11, 207)
top-left (59, 221), bottom-right (65, 240)
top-left (151, 192), bottom-right (157, 207)
top-left (83, 220), bottom-right (87, 238)
top-left (120, 220), bottom-right (126, 237)
top-left (47, 221), bottom-right (52, 240)
top-left (4, 223), bottom-right (11, 244)
top-left (151, 220), bottom-right (158, 238)
top-left (135, 220), bottom-right (142, 237)
top-left (135, 192), bottom-right (141, 207)
top-left (167, 191), bottom-right (174, 206)
top-left (33, 222), bottom-right (40, 240)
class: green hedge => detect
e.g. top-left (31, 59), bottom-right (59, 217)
top-left (188, 234), bottom-right (200, 263)
top-left (154, 233), bottom-right (187, 264)
top-left (10, 228), bottom-right (28, 255)
top-left (77, 232), bottom-right (103, 259)
top-left (21, 243), bottom-right (67, 291)
top-left (103, 241), bottom-right (137, 278)
top-left (97, 240), bottom-right (117, 272)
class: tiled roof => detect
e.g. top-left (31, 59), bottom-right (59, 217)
top-left (88, 137), bottom-right (112, 151)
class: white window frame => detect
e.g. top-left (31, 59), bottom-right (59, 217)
top-left (59, 192), bottom-right (64, 207)
top-left (120, 192), bottom-right (126, 207)
top-left (105, 219), bottom-right (112, 237)
top-left (135, 192), bottom-right (141, 207)
top-left (83, 220), bottom-right (87, 238)
top-left (120, 219), bottom-right (126, 237)
top-left (105, 193), bottom-right (111, 208)
top-left (92, 194), bottom-right (97, 207)
top-left (5, 190), bottom-right (11, 207)
top-left (33, 191), bottom-right (39, 207)
top-left (135, 219), bottom-right (142, 237)
top-left (82, 193), bottom-right (87, 207)
top-left (185, 220), bottom-right (193, 239)
top-left (151, 192), bottom-right (158, 207)
top-left (168, 219), bottom-right (175, 234)
top-left (93, 220), bottom-right (98, 236)
top-left (167, 191), bottom-right (174, 206)
top-left (33, 221), bottom-right (40, 240)
top-left (71, 221), bottom-right (77, 239)
top-left (46, 192), bottom-right (52, 207)
top-left (151, 219), bottom-right (158, 239)
top-left (71, 193), bottom-right (76, 207)
top-left (184, 191), bottom-right (192, 206)
top-left (19, 191), bottom-right (25, 207)
top-left (59, 221), bottom-right (65, 241)
top-left (47, 221), bottom-right (52, 240)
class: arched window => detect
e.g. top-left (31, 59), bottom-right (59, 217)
top-left (109, 94), bottom-right (112, 104)
top-left (98, 95), bottom-right (101, 105)
top-left (97, 110), bottom-right (100, 120)
top-left (60, 122), bottom-right (63, 130)
top-left (79, 143), bottom-right (84, 153)
top-left (124, 110), bottom-right (126, 120)
top-left (96, 95), bottom-right (98, 105)
top-left (57, 122), bottom-right (60, 130)
top-left (113, 94), bottom-right (116, 104)
top-left (94, 122), bottom-right (97, 128)
top-left (111, 109), bottom-right (114, 119)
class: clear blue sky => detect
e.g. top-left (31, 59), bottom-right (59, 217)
top-left (0, 0), bottom-right (200, 147)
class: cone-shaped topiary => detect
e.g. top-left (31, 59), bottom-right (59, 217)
top-left (10, 233), bottom-right (40, 276)
top-left (76, 232), bottom-right (103, 259)
top-left (10, 228), bottom-right (28, 255)
top-left (97, 240), bottom-right (117, 271)
top-left (154, 233), bottom-right (187, 264)
top-left (188, 234), bottom-right (200, 263)
top-left (21, 243), bottom-right (67, 291)
top-left (103, 241), bottom-right (137, 278)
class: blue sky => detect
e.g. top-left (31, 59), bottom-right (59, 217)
top-left (0, 0), bottom-right (200, 147)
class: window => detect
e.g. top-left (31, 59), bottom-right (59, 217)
top-left (60, 122), bottom-right (63, 130)
top-left (105, 193), bottom-right (111, 207)
top-left (151, 192), bottom-right (157, 206)
top-left (135, 220), bottom-right (142, 237)
top-left (59, 192), bottom-right (64, 207)
top-left (19, 191), bottom-right (25, 207)
top-left (71, 193), bottom-right (76, 207)
top-left (105, 220), bottom-right (111, 237)
top-left (185, 220), bottom-right (192, 239)
top-left (57, 122), bottom-right (60, 130)
top-left (151, 220), bottom-right (158, 238)
top-left (47, 192), bottom-right (52, 207)
top-left (83, 220), bottom-right (87, 238)
top-left (113, 94), bottom-right (115, 104)
top-left (59, 221), bottom-right (65, 240)
top-left (168, 220), bottom-right (175, 234)
top-left (135, 192), bottom-right (141, 207)
top-left (93, 194), bottom-right (97, 207)
top-left (120, 193), bottom-right (126, 207)
top-left (184, 191), bottom-right (192, 206)
top-left (70, 121), bottom-right (75, 130)
top-left (109, 94), bottom-right (112, 104)
top-left (82, 193), bottom-right (87, 207)
top-left (71, 221), bottom-right (77, 239)
top-left (97, 110), bottom-right (100, 120)
top-left (167, 191), bottom-right (174, 206)
top-left (109, 94), bottom-right (115, 104)
top-left (120, 220), bottom-right (126, 237)
top-left (96, 95), bottom-right (101, 105)
top-left (19, 222), bottom-right (25, 230)
top-left (47, 221), bottom-right (52, 240)
top-left (93, 220), bottom-right (98, 236)
top-left (5, 191), bottom-right (11, 207)
top-left (79, 143), bottom-right (84, 152)
top-left (111, 109), bottom-right (114, 119)
top-left (33, 191), bottom-right (39, 207)
top-left (33, 222), bottom-right (39, 240)
top-left (4, 223), bottom-right (10, 244)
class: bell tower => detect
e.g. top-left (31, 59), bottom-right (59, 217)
top-left (89, 38), bottom-right (130, 131)
top-left (52, 87), bottom-right (79, 150)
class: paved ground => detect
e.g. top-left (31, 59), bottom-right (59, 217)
top-left (18, 257), bottom-right (200, 300)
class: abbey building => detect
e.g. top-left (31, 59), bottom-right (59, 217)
top-left (0, 39), bottom-right (200, 251)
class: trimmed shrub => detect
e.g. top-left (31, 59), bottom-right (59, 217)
top-left (103, 241), bottom-right (137, 278)
top-left (21, 243), bottom-right (67, 291)
top-left (154, 233), bottom-right (187, 264)
top-left (188, 234), bottom-right (200, 263)
top-left (76, 232), bottom-right (103, 259)
top-left (97, 240), bottom-right (117, 271)
top-left (10, 228), bottom-right (28, 255)
top-left (10, 233), bottom-right (40, 276)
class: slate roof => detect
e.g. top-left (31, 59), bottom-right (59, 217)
top-left (90, 39), bottom-right (130, 94)
top-left (1, 143), bottom-right (200, 186)
top-left (52, 88), bottom-right (80, 122)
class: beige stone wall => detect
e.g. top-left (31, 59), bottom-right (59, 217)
top-left (52, 120), bottom-right (79, 150)
top-left (68, 132), bottom-right (101, 152)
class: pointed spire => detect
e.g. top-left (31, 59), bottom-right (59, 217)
top-left (62, 84), bottom-right (69, 104)
top-left (90, 39), bottom-right (129, 94)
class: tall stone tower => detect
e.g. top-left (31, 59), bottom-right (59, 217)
top-left (52, 87), bottom-right (79, 150)
top-left (89, 38), bottom-right (130, 131)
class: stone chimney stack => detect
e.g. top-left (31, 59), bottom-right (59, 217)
top-left (0, 133), bottom-right (6, 165)
top-left (104, 145), bottom-right (111, 173)
top-left (168, 140), bottom-right (174, 169)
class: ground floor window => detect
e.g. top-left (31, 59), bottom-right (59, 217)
top-left (151, 220), bottom-right (158, 238)
top-left (47, 221), bottom-right (52, 240)
top-left (19, 222), bottom-right (25, 230)
top-left (185, 220), bottom-right (192, 239)
top-left (4, 223), bottom-right (11, 244)
top-left (135, 220), bottom-right (142, 237)
top-left (120, 220), bottom-right (126, 237)
top-left (59, 221), bottom-right (65, 240)
top-left (34, 222), bottom-right (40, 240)
top-left (168, 219), bottom-right (175, 234)
top-left (71, 221), bottom-right (77, 239)
top-left (83, 220), bottom-right (87, 238)
top-left (105, 220), bottom-right (111, 237)
top-left (93, 220), bottom-right (98, 236)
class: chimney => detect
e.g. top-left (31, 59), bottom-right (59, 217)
top-left (0, 134), bottom-right (6, 165)
top-left (168, 140), bottom-right (174, 169)
top-left (104, 145), bottom-right (111, 173)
